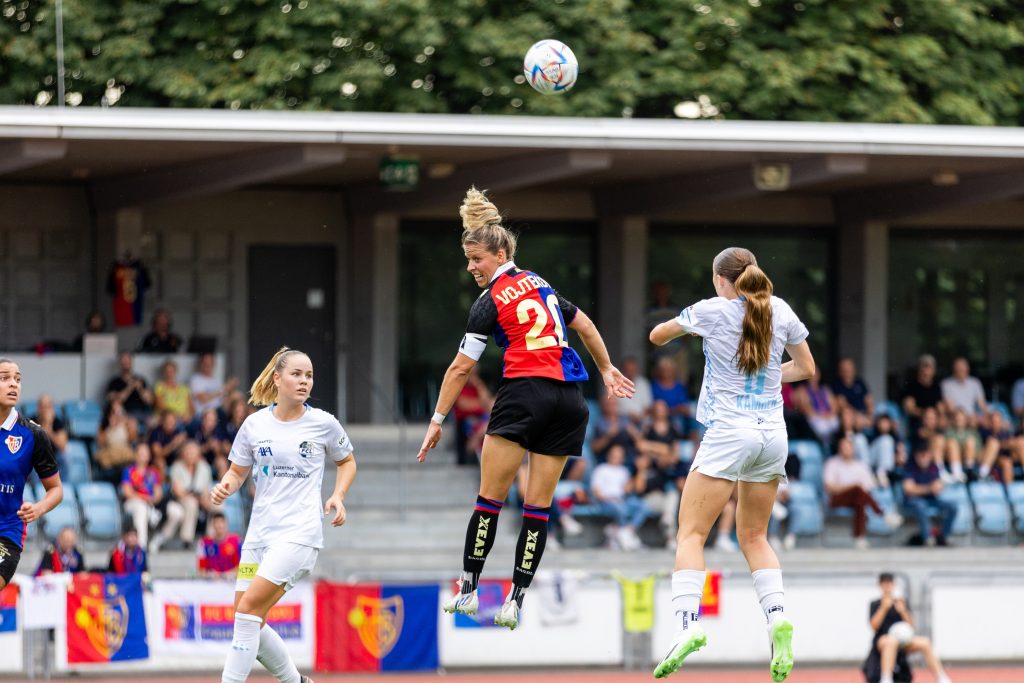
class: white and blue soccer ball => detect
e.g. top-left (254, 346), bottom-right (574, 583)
top-left (888, 621), bottom-right (915, 646)
top-left (523, 39), bottom-right (578, 94)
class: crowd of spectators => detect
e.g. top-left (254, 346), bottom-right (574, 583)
top-left (26, 314), bottom-right (251, 560)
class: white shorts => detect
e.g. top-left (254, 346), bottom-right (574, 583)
top-left (235, 543), bottom-right (318, 593)
top-left (690, 427), bottom-right (788, 483)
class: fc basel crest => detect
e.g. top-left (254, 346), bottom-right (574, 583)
top-left (348, 595), bottom-right (403, 658)
top-left (5, 436), bottom-right (21, 453)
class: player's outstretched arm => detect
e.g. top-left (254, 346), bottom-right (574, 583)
top-left (417, 353), bottom-right (478, 462)
top-left (211, 463), bottom-right (252, 505)
top-left (781, 341), bottom-right (815, 383)
top-left (650, 319), bottom-right (687, 346)
top-left (569, 310), bottom-right (635, 399)
top-left (18, 473), bottom-right (63, 524)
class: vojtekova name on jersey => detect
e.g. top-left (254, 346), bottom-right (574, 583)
top-left (493, 274), bottom-right (551, 306)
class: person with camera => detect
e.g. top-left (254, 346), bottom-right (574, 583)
top-left (865, 572), bottom-right (952, 683)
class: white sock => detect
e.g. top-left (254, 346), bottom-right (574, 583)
top-left (937, 671), bottom-right (951, 683)
top-left (221, 612), bottom-right (263, 683)
top-left (671, 569), bottom-right (705, 630)
top-left (979, 463), bottom-right (991, 478)
top-left (751, 568), bottom-right (785, 625)
top-left (257, 624), bottom-right (301, 683)
top-left (879, 676), bottom-right (893, 683)
top-left (952, 462), bottom-right (964, 476)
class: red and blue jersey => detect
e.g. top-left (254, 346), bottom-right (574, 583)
top-left (197, 533), bottom-right (241, 574)
top-left (459, 263), bottom-right (588, 382)
top-left (121, 465), bottom-right (160, 500)
top-left (0, 410), bottom-right (59, 549)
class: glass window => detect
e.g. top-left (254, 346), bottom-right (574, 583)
top-left (647, 226), bottom-right (834, 389)
top-left (398, 220), bottom-right (596, 419)
top-left (888, 230), bottom-right (1024, 401)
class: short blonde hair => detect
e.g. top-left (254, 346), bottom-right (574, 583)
top-left (249, 347), bottom-right (309, 407)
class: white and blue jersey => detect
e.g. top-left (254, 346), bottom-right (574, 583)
top-left (0, 409), bottom-right (59, 549)
top-left (676, 296), bottom-right (808, 431)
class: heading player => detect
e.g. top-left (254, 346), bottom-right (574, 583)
top-left (0, 358), bottom-right (64, 589)
top-left (417, 187), bottom-right (633, 629)
top-left (212, 347), bottom-right (356, 683)
top-left (649, 247), bottom-right (815, 681)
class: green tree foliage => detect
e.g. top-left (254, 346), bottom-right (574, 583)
top-left (2, 0), bottom-right (1024, 124)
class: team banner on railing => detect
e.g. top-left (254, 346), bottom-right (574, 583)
top-left (66, 574), bottom-right (148, 664)
top-left (151, 579), bottom-right (314, 659)
top-left (0, 584), bottom-right (17, 633)
top-left (314, 582), bottom-right (439, 672)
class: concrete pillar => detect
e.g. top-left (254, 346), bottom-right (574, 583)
top-left (837, 219), bottom-right (889, 400)
top-left (598, 215), bottom-right (648, 369)
top-left (346, 211), bottom-right (399, 423)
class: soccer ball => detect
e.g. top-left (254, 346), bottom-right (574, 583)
top-left (888, 621), bottom-right (915, 646)
top-left (523, 39), bottom-right (578, 94)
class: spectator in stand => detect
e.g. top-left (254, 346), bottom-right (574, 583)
top-left (823, 435), bottom-right (902, 549)
top-left (869, 413), bottom-right (906, 487)
top-left (35, 527), bottom-right (85, 575)
top-left (944, 409), bottom-right (982, 481)
top-left (867, 572), bottom-right (953, 683)
top-left (197, 512), bottom-right (241, 578)
top-left (832, 405), bottom-right (871, 465)
top-left (93, 399), bottom-right (140, 484)
top-left (832, 357), bottom-right (875, 431)
top-left (190, 409), bottom-right (230, 477)
top-left (152, 441), bottom-right (213, 552)
top-left (590, 395), bottom-right (642, 463)
top-left (650, 357), bottom-right (692, 435)
top-left (902, 448), bottom-right (957, 547)
top-left (106, 351), bottom-right (155, 425)
top-left (618, 356), bottom-right (653, 425)
top-left (979, 409), bottom-right (1024, 483)
top-left (31, 394), bottom-right (69, 458)
top-left (70, 310), bottom-right (108, 352)
top-left (1012, 373), bottom-right (1024, 428)
top-left (453, 367), bottom-right (494, 466)
top-left (794, 366), bottom-right (840, 443)
top-left (148, 410), bottom-right (188, 471)
top-left (911, 407), bottom-right (958, 482)
top-left (901, 354), bottom-right (945, 434)
top-left (781, 382), bottom-right (817, 441)
top-left (632, 403), bottom-right (688, 548)
top-left (108, 527), bottom-right (148, 576)
top-left (940, 357), bottom-right (988, 427)
top-left (189, 352), bottom-right (238, 417)
top-left (646, 280), bottom-right (685, 364)
top-left (137, 308), bottom-right (183, 354)
top-left (590, 444), bottom-right (651, 551)
top-left (154, 360), bottom-right (194, 425)
top-left (219, 397), bottom-right (249, 444)
top-left (121, 443), bottom-right (162, 548)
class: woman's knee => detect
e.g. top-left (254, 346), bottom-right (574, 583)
top-left (877, 635), bottom-right (898, 652)
top-left (906, 636), bottom-right (932, 653)
top-left (736, 526), bottom-right (767, 548)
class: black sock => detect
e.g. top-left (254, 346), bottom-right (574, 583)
top-left (512, 504), bottom-right (551, 602)
top-left (461, 495), bottom-right (503, 592)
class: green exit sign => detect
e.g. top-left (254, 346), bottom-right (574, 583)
top-left (379, 158), bottom-right (420, 191)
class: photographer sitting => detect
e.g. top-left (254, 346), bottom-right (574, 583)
top-left (865, 572), bottom-right (952, 683)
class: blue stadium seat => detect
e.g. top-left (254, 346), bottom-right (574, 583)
top-left (789, 439), bottom-right (824, 490)
top-left (77, 482), bottom-right (121, 540)
top-left (62, 400), bottom-right (103, 439)
top-left (221, 492), bottom-right (246, 535)
top-left (937, 484), bottom-right (973, 536)
top-left (974, 501), bottom-right (1011, 536)
top-left (866, 486), bottom-right (902, 536)
top-left (678, 440), bottom-right (695, 464)
top-left (969, 481), bottom-right (1007, 504)
top-left (1006, 482), bottom-right (1024, 533)
top-left (62, 440), bottom-right (92, 484)
top-left (41, 483), bottom-right (80, 540)
top-left (19, 400), bottom-right (38, 419)
top-left (786, 481), bottom-right (823, 542)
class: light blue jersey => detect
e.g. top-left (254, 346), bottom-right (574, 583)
top-left (676, 296), bottom-right (808, 430)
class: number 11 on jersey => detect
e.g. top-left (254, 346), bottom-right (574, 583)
top-left (744, 368), bottom-right (767, 395)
